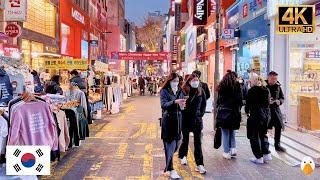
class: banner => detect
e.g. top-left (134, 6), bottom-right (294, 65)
top-left (110, 52), bottom-right (170, 61)
top-left (44, 59), bottom-right (88, 70)
top-left (175, 3), bottom-right (181, 31)
top-left (193, 0), bottom-right (208, 26)
top-left (4, 0), bottom-right (28, 22)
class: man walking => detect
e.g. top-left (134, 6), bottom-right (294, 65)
top-left (266, 71), bottom-right (286, 152)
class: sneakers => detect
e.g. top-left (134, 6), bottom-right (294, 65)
top-left (250, 157), bottom-right (264, 164)
top-left (195, 165), bottom-right (207, 174)
top-left (180, 156), bottom-right (187, 165)
top-left (170, 170), bottom-right (181, 179)
top-left (222, 152), bottom-right (232, 160)
top-left (275, 145), bottom-right (287, 152)
top-left (231, 148), bottom-right (237, 157)
top-left (263, 153), bottom-right (273, 162)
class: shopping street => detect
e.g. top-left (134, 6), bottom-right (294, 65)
top-left (40, 96), bottom-right (320, 180)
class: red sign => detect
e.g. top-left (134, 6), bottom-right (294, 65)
top-left (5, 23), bottom-right (21, 38)
top-left (242, 3), bottom-right (248, 18)
top-left (3, 44), bottom-right (20, 57)
top-left (111, 52), bottom-right (170, 61)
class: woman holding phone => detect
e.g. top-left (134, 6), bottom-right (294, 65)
top-left (178, 73), bottom-right (207, 174)
top-left (160, 72), bottom-right (186, 179)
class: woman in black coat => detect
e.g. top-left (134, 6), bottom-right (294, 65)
top-left (160, 72), bottom-right (185, 179)
top-left (245, 76), bottom-right (272, 164)
top-left (178, 73), bottom-right (207, 174)
top-left (216, 71), bottom-right (242, 160)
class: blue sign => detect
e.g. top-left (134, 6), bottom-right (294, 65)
top-left (98, 55), bottom-right (108, 63)
top-left (239, 0), bottom-right (267, 26)
top-left (81, 40), bottom-right (88, 59)
top-left (89, 40), bottom-right (98, 47)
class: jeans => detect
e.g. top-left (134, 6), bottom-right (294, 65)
top-left (274, 123), bottom-right (282, 147)
top-left (178, 130), bottom-right (204, 166)
top-left (163, 139), bottom-right (179, 172)
top-left (221, 129), bottom-right (236, 153)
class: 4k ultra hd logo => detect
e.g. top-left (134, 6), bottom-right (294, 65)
top-left (6, 146), bottom-right (50, 175)
top-left (277, 5), bottom-right (315, 34)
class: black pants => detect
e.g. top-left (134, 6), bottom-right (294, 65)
top-left (250, 128), bottom-right (270, 159)
top-left (274, 121), bottom-right (282, 147)
top-left (178, 129), bottom-right (204, 166)
top-left (163, 139), bottom-right (179, 172)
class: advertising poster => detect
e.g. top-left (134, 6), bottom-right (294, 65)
top-left (81, 40), bottom-right (89, 59)
top-left (185, 26), bottom-right (196, 62)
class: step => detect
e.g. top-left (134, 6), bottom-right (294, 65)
top-left (281, 136), bottom-right (320, 159)
top-left (282, 128), bottom-right (320, 153)
top-left (269, 139), bottom-right (302, 167)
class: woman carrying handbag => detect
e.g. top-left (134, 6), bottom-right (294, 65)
top-left (215, 71), bottom-right (242, 160)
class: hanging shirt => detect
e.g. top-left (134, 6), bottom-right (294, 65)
top-left (8, 101), bottom-right (59, 150)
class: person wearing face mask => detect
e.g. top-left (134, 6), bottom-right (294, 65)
top-left (178, 73), bottom-right (207, 174)
top-left (245, 76), bottom-right (272, 164)
top-left (160, 72), bottom-right (185, 179)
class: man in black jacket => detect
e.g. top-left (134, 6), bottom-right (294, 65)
top-left (192, 70), bottom-right (210, 100)
top-left (266, 71), bottom-right (286, 152)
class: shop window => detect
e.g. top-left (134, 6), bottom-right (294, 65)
top-left (23, 0), bottom-right (56, 38)
top-left (21, 39), bottom-right (31, 66)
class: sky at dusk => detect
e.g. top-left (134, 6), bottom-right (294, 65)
top-left (125, 0), bottom-right (170, 26)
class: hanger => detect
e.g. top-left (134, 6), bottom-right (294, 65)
top-left (21, 92), bottom-right (37, 102)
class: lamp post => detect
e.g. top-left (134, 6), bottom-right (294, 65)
top-left (213, 0), bottom-right (221, 130)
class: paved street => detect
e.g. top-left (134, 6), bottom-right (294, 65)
top-left (43, 96), bottom-right (320, 180)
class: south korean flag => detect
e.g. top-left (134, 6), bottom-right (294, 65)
top-left (6, 146), bottom-right (50, 175)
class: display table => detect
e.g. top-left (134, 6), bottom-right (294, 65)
top-left (298, 95), bottom-right (320, 130)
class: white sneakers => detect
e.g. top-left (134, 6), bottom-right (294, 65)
top-left (222, 152), bottom-right (232, 160)
top-left (180, 156), bottom-right (187, 165)
top-left (263, 153), bottom-right (273, 162)
top-left (230, 148), bottom-right (237, 157)
top-left (195, 165), bottom-right (207, 174)
top-left (170, 170), bottom-right (181, 179)
top-left (250, 157), bottom-right (264, 164)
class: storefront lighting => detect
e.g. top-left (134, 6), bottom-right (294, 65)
top-left (175, 0), bottom-right (181, 3)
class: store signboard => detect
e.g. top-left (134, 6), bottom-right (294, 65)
top-left (186, 25), bottom-right (196, 62)
top-left (5, 23), bottom-right (21, 38)
top-left (3, 44), bottom-right (20, 58)
top-left (71, 8), bottom-right (85, 24)
top-left (222, 29), bottom-right (235, 39)
top-left (193, 0), bottom-right (208, 26)
top-left (172, 35), bottom-right (178, 61)
top-left (81, 40), bottom-right (88, 59)
top-left (226, 2), bottom-right (240, 28)
top-left (175, 3), bottom-right (181, 31)
top-left (4, 0), bottom-right (27, 21)
top-left (44, 59), bottom-right (88, 70)
top-left (208, 0), bottom-right (216, 15)
top-left (240, 0), bottom-right (267, 26)
top-left (110, 52), bottom-right (170, 61)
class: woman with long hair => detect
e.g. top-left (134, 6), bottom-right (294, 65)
top-left (245, 76), bottom-right (272, 164)
top-left (45, 75), bottom-right (63, 95)
top-left (160, 72), bottom-right (186, 179)
top-left (178, 73), bottom-right (207, 174)
top-left (216, 71), bottom-right (242, 159)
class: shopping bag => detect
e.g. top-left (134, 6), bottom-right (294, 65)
top-left (214, 128), bottom-right (222, 149)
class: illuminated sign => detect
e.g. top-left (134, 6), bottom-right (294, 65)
top-left (193, 0), bottom-right (208, 25)
top-left (71, 8), bottom-right (85, 24)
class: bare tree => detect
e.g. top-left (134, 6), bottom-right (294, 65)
top-left (136, 15), bottom-right (164, 52)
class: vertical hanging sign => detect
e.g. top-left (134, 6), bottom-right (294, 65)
top-left (175, 2), bottom-right (181, 31)
top-left (4, 0), bottom-right (28, 22)
top-left (193, 0), bottom-right (208, 26)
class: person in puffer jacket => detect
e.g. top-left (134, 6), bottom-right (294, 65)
top-left (0, 67), bottom-right (13, 105)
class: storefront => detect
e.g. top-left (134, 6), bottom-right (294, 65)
top-left (60, 0), bottom-right (91, 59)
top-left (286, 3), bottom-right (320, 129)
top-left (268, 0), bottom-right (320, 129)
top-left (18, 0), bottom-right (59, 71)
top-left (238, 0), bottom-right (269, 79)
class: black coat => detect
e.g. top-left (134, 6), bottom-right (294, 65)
top-left (265, 81), bottom-right (285, 129)
top-left (201, 82), bottom-right (211, 100)
top-left (216, 88), bottom-right (242, 130)
top-left (182, 89), bottom-right (206, 131)
top-left (160, 88), bottom-right (184, 141)
top-left (245, 86), bottom-right (271, 139)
